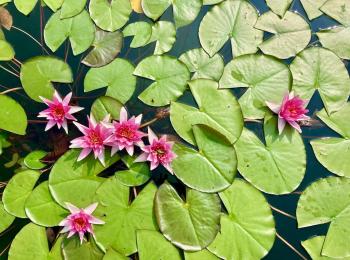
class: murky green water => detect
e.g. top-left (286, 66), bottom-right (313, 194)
top-left (0, 1), bottom-right (345, 259)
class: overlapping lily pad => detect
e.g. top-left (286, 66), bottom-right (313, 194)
top-left (23, 150), bottom-right (47, 170)
top-left (91, 96), bottom-right (123, 121)
top-left (199, 0), bottom-right (263, 57)
top-left (297, 177), bottom-right (350, 258)
top-left (62, 236), bottom-right (104, 259)
top-left (320, 0), bottom-right (350, 26)
top-left (60, 0), bottom-right (87, 19)
top-left (148, 21), bottom-right (176, 55)
top-left (123, 22), bottom-right (152, 48)
top-left (266, 0), bottom-right (292, 17)
top-left (0, 95), bottom-right (27, 135)
top-left (185, 249), bottom-right (219, 260)
top-left (317, 26), bottom-right (350, 60)
top-left (0, 201), bottom-right (15, 233)
top-left (300, 0), bottom-right (327, 20)
top-left (154, 182), bottom-right (221, 251)
top-left (0, 40), bottom-right (14, 61)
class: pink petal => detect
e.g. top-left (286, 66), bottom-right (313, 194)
top-left (39, 96), bottom-right (54, 106)
top-left (53, 90), bottom-right (63, 103)
top-left (60, 226), bottom-right (71, 233)
top-left (135, 114), bottom-right (142, 125)
top-left (111, 146), bottom-right (119, 156)
top-left (84, 203), bottom-right (98, 214)
top-left (69, 106), bottom-right (84, 114)
top-left (135, 152), bottom-right (149, 162)
top-left (266, 101), bottom-right (281, 114)
top-left (163, 163), bottom-right (174, 174)
top-left (148, 127), bottom-right (158, 143)
top-left (73, 121), bottom-right (90, 135)
top-left (77, 148), bottom-right (92, 161)
top-left (278, 118), bottom-right (286, 135)
top-left (67, 230), bottom-right (76, 238)
top-left (89, 216), bottom-right (105, 225)
top-left (97, 151), bottom-right (105, 166)
top-left (120, 107), bottom-right (128, 122)
top-left (150, 161), bottom-right (159, 170)
top-left (289, 121), bottom-right (302, 133)
top-left (78, 232), bottom-right (85, 244)
top-left (62, 92), bottom-right (72, 105)
top-left (45, 120), bottom-right (56, 131)
top-left (59, 218), bottom-right (69, 227)
top-left (125, 145), bottom-right (134, 156)
top-left (65, 203), bottom-right (81, 214)
top-left (62, 120), bottom-right (68, 134)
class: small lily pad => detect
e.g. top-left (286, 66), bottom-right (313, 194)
top-left (300, 0), bottom-right (328, 20)
top-left (91, 96), bottom-right (123, 122)
top-left (148, 21), bottom-right (176, 55)
top-left (0, 40), bottom-right (14, 61)
top-left (0, 95), bottom-right (27, 135)
top-left (123, 21), bottom-right (152, 48)
top-left (60, 0), bottom-right (88, 19)
top-left (0, 201), bottom-right (15, 233)
top-left (24, 150), bottom-right (47, 170)
top-left (317, 26), bottom-right (350, 60)
top-left (266, 0), bottom-right (292, 17)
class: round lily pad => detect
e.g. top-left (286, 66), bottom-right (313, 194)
top-left (62, 236), bottom-right (104, 259)
top-left (148, 21), bottom-right (176, 55)
top-left (154, 182), bottom-right (221, 251)
top-left (266, 0), bottom-right (292, 17)
top-left (297, 177), bottom-right (350, 258)
top-left (219, 54), bottom-right (291, 119)
top-left (24, 150), bottom-right (47, 170)
top-left (199, 0), bottom-right (263, 57)
top-left (91, 96), bottom-right (123, 122)
top-left (317, 26), bottom-right (350, 60)
top-left (208, 179), bottom-right (275, 260)
top-left (0, 95), bottom-right (27, 135)
top-left (115, 156), bottom-right (151, 187)
top-left (13, 0), bottom-right (37, 15)
top-left (320, 0), bottom-right (350, 26)
top-left (0, 40), bottom-right (14, 61)
top-left (300, 0), bottom-right (328, 20)
top-left (60, 0), bottom-right (88, 19)
top-left (0, 201), bottom-right (15, 233)
top-left (172, 125), bottom-right (237, 193)
top-left (123, 21), bottom-right (152, 48)
top-left (235, 114), bottom-right (306, 195)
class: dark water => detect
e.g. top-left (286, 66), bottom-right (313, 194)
top-left (0, 0), bottom-right (345, 259)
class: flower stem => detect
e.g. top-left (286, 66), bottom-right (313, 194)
top-left (0, 87), bottom-right (22, 95)
top-left (276, 232), bottom-right (308, 260)
top-left (28, 120), bottom-right (47, 124)
top-left (0, 65), bottom-right (19, 78)
top-left (12, 26), bottom-right (50, 55)
top-left (140, 118), bottom-right (158, 128)
top-left (270, 205), bottom-right (296, 220)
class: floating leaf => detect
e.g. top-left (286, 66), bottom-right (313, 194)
top-left (148, 21), bottom-right (176, 55)
top-left (24, 150), bottom-right (47, 170)
top-left (185, 249), bottom-right (219, 260)
top-left (317, 26), bottom-right (350, 60)
top-left (235, 114), bottom-right (306, 194)
top-left (8, 223), bottom-right (49, 260)
top-left (290, 47), bottom-right (350, 114)
top-left (0, 40), bottom-right (15, 60)
top-left (208, 179), bottom-right (275, 259)
top-left (89, 0), bottom-right (132, 32)
top-left (0, 0), bottom-right (11, 5)
top-left (311, 104), bottom-right (350, 178)
top-left (49, 150), bottom-right (119, 208)
top-left (25, 181), bottom-right (68, 227)
top-left (84, 58), bottom-right (136, 104)
top-left (142, 0), bottom-right (201, 28)
top-left (297, 177), bottom-right (350, 258)
top-left (61, 0), bottom-right (87, 19)
top-left (20, 56), bottom-right (73, 102)
top-left (62, 236), bottom-right (104, 260)
top-left (49, 236), bottom-right (64, 260)
top-left (137, 230), bottom-right (182, 260)
top-left (0, 201), bottom-right (15, 233)
top-left (103, 248), bottom-right (128, 260)
top-left (82, 29), bottom-right (123, 68)
top-left (254, 11), bottom-right (311, 59)
top-left (91, 96), bottom-right (123, 122)
top-left (130, 0), bottom-right (143, 13)
top-left (3, 170), bottom-right (40, 218)
top-left (179, 48), bottom-right (224, 81)
top-left (170, 79), bottom-right (243, 145)
top-left (134, 55), bottom-right (190, 106)
top-left (94, 178), bottom-right (158, 255)
top-left (43, 0), bottom-right (63, 12)
top-left (300, 0), bottom-right (328, 20)
top-left (44, 10), bottom-right (95, 56)
top-left (266, 0), bottom-right (292, 17)
top-left (115, 155), bottom-right (151, 187)
top-left (123, 21), bottom-right (152, 48)
top-left (219, 54), bottom-right (291, 119)
top-left (13, 0), bottom-right (37, 15)
top-left (0, 7), bottom-right (12, 30)
top-left (320, 0), bottom-right (350, 26)
top-left (172, 125), bottom-right (237, 193)
top-left (0, 95), bottom-right (27, 135)
top-left (203, 0), bottom-right (223, 5)
top-left (155, 182), bottom-right (221, 251)
top-left (199, 0), bottom-right (263, 57)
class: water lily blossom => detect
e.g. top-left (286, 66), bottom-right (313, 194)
top-left (135, 127), bottom-right (176, 174)
top-left (59, 202), bottom-right (104, 244)
top-left (38, 91), bottom-right (83, 133)
top-left (105, 107), bottom-right (146, 156)
top-left (70, 115), bottom-right (113, 166)
top-left (266, 92), bottom-right (310, 134)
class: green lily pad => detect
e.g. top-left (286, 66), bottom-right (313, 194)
top-left (137, 230), bottom-right (182, 260)
top-left (61, 0), bottom-right (88, 19)
top-left (91, 96), bottom-right (123, 122)
top-left (0, 40), bottom-right (14, 60)
top-left (24, 150), bottom-right (47, 170)
top-left (0, 201), bottom-right (15, 233)
top-left (297, 177), bottom-right (350, 258)
top-left (44, 10), bottom-right (95, 56)
top-left (82, 29), bottom-right (123, 68)
top-left (89, 0), bottom-right (132, 32)
top-left (123, 21), bottom-right (152, 48)
top-left (179, 48), bottom-right (224, 81)
top-left (8, 223), bottom-right (49, 260)
top-left (148, 21), bottom-right (176, 55)
top-left (20, 56), bottom-right (73, 102)
top-left (172, 125), bottom-right (237, 193)
top-left (199, 0), bottom-right (263, 57)
top-left (300, 0), bottom-right (328, 20)
top-left (49, 236), bottom-right (64, 260)
top-left (254, 11), bottom-right (311, 59)
top-left (154, 182), bottom-right (221, 251)
top-left (93, 178), bottom-right (158, 255)
top-left (311, 104), bottom-right (350, 178)
top-left (185, 249), bottom-right (219, 260)
top-left (103, 248), bottom-right (128, 260)
top-left (134, 55), bottom-right (190, 106)
top-left (13, 0), bottom-right (37, 15)
top-left (235, 114), bottom-right (306, 194)
top-left (317, 26), bottom-right (350, 60)
top-left (142, 0), bottom-right (201, 28)
top-left (43, 0), bottom-right (63, 11)
top-left (170, 79), bottom-right (243, 145)
top-left (84, 58), bottom-right (136, 104)
top-left (219, 54), bottom-right (291, 119)
top-left (290, 47), bottom-right (350, 114)
top-left (266, 0), bottom-right (292, 17)
top-left (49, 149), bottom-right (119, 208)
top-left (0, 95), bottom-right (27, 135)
top-left (115, 155), bottom-right (151, 187)
top-left (3, 170), bottom-right (41, 218)
top-left (320, 0), bottom-right (350, 26)
top-left (25, 181), bottom-right (68, 227)
top-left (62, 236), bottom-right (104, 260)
top-left (208, 179), bottom-right (275, 259)
top-left (203, 0), bottom-right (224, 5)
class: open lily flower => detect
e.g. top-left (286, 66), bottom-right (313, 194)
top-left (266, 92), bottom-right (310, 134)
top-left (105, 107), bottom-right (146, 156)
top-left (59, 202), bottom-right (104, 244)
top-left (38, 91), bottom-right (83, 134)
top-left (135, 127), bottom-right (176, 174)
top-left (70, 115), bottom-right (113, 166)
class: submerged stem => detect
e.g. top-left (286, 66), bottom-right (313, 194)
top-left (140, 118), bottom-right (158, 128)
top-left (270, 205), bottom-right (296, 220)
top-left (12, 26), bottom-right (50, 55)
top-left (0, 65), bottom-right (19, 78)
top-left (0, 87), bottom-right (22, 95)
top-left (276, 232), bottom-right (308, 260)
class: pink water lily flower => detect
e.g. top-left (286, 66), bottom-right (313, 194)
top-left (105, 107), bottom-right (146, 156)
top-left (70, 115), bottom-right (113, 166)
top-left (135, 127), bottom-right (176, 174)
top-left (38, 91), bottom-right (83, 133)
top-left (59, 202), bottom-right (104, 244)
top-left (266, 92), bottom-right (310, 134)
